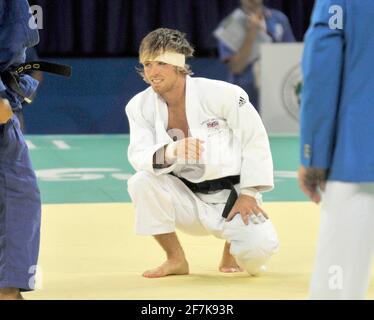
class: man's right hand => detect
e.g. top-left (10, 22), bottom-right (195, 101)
top-left (165, 138), bottom-right (205, 164)
top-left (245, 13), bottom-right (265, 33)
top-left (0, 98), bottom-right (13, 124)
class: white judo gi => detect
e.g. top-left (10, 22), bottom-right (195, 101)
top-left (126, 76), bottom-right (279, 274)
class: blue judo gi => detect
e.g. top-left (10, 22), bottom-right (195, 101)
top-left (301, 0), bottom-right (374, 182)
top-left (0, 0), bottom-right (41, 291)
top-left (300, 0), bottom-right (374, 299)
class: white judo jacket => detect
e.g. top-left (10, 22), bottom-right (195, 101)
top-left (125, 76), bottom-right (274, 198)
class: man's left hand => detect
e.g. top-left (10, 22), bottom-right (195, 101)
top-left (226, 194), bottom-right (268, 225)
top-left (298, 165), bottom-right (327, 204)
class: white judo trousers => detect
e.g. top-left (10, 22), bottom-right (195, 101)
top-left (309, 182), bottom-right (374, 299)
top-left (128, 171), bottom-right (279, 275)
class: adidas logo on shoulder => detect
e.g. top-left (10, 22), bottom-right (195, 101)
top-left (239, 96), bottom-right (247, 107)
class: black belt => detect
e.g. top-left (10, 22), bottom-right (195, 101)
top-left (170, 174), bottom-right (240, 218)
top-left (0, 61), bottom-right (72, 103)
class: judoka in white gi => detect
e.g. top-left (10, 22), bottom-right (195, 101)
top-left (126, 28), bottom-right (279, 278)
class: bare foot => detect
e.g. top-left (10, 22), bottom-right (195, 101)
top-left (219, 256), bottom-right (244, 273)
top-left (0, 288), bottom-right (23, 300)
top-left (142, 259), bottom-right (189, 278)
top-left (219, 242), bottom-right (244, 273)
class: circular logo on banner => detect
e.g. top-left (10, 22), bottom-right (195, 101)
top-left (282, 65), bottom-right (303, 121)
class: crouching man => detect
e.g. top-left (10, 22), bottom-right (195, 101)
top-left (126, 28), bottom-right (278, 278)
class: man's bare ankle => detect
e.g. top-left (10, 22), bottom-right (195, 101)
top-left (0, 288), bottom-right (19, 293)
top-left (166, 250), bottom-right (186, 261)
top-left (166, 255), bottom-right (187, 263)
top-left (0, 288), bottom-right (23, 300)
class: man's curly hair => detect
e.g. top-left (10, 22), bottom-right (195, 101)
top-left (137, 28), bottom-right (194, 81)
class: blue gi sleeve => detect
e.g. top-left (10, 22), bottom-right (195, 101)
top-left (0, 0), bottom-right (39, 109)
top-left (300, 0), bottom-right (345, 168)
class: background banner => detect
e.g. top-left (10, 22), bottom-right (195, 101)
top-left (260, 43), bottom-right (304, 134)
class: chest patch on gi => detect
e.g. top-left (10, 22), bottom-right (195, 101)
top-left (207, 120), bottom-right (219, 129)
top-left (201, 118), bottom-right (228, 137)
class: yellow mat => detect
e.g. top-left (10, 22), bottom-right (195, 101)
top-left (24, 202), bottom-right (374, 300)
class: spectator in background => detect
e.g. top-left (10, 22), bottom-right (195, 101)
top-left (214, 0), bottom-right (295, 112)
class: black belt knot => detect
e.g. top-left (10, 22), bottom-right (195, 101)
top-left (170, 174), bottom-right (240, 218)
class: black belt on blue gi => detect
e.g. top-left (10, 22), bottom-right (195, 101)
top-left (0, 61), bottom-right (72, 102)
top-left (170, 174), bottom-right (240, 219)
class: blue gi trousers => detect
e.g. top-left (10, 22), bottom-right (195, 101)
top-left (0, 0), bottom-right (42, 291)
top-left (0, 115), bottom-right (41, 291)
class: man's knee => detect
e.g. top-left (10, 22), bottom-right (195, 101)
top-left (233, 236), bottom-right (279, 275)
top-left (128, 172), bottom-right (177, 235)
top-left (127, 171), bottom-right (158, 197)
top-left (223, 215), bottom-right (279, 275)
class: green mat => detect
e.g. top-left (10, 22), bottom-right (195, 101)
top-left (26, 135), bottom-right (307, 204)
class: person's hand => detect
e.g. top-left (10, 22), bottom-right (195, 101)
top-left (0, 98), bottom-right (13, 124)
top-left (226, 194), bottom-right (269, 225)
top-left (165, 138), bottom-right (205, 164)
top-left (245, 13), bottom-right (265, 33)
top-left (298, 165), bottom-right (327, 204)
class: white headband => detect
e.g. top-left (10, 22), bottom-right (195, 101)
top-left (150, 51), bottom-right (186, 68)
